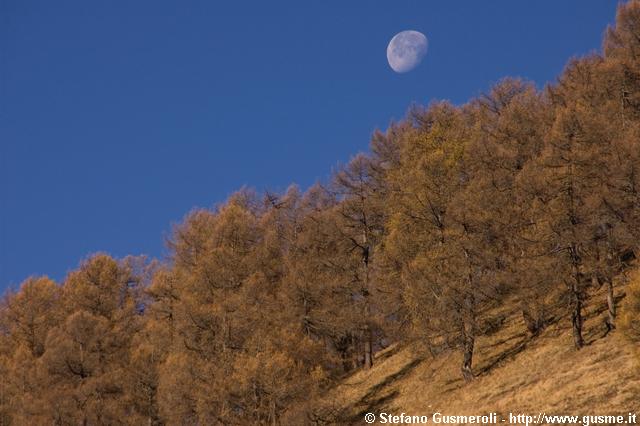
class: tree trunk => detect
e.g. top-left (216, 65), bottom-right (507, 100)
top-left (460, 255), bottom-right (476, 382)
top-left (361, 228), bottom-right (374, 370)
top-left (270, 400), bottom-right (277, 426)
top-left (341, 346), bottom-right (350, 373)
top-left (605, 279), bottom-right (616, 331)
top-left (571, 282), bottom-right (584, 349)
top-left (351, 333), bottom-right (359, 370)
top-left (461, 329), bottom-right (474, 382)
top-left (363, 326), bottom-right (373, 369)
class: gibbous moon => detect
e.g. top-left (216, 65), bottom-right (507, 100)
top-left (387, 30), bottom-right (428, 73)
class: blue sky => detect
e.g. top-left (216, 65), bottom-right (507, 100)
top-left (1, 0), bottom-right (618, 290)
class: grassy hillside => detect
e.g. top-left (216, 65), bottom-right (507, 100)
top-left (319, 280), bottom-right (640, 424)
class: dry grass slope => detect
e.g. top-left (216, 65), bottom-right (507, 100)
top-left (320, 281), bottom-right (640, 425)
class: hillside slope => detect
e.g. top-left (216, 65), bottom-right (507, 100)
top-left (320, 283), bottom-right (640, 424)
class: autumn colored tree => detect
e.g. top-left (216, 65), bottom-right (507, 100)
top-left (467, 78), bottom-right (554, 336)
top-left (283, 184), bottom-right (361, 371)
top-left (329, 153), bottom-right (390, 369)
top-left (605, 0), bottom-right (640, 126)
top-left (0, 277), bottom-right (61, 423)
top-left (1, 277), bottom-right (60, 358)
top-left (620, 269), bottom-right (640, 350)
top-left (384, 102), bottom-right (502, 380)
top-left (154, 190), bottom-right (330, 424)
top-left (38, 254), bottom-right (146, 424)
top-left (157, 192), bottom-right (262, 422)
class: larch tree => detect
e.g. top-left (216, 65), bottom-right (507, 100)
top-left (160, 192), bottom-right (261, 422)
top-left (283, 184), bottom-right (360, 371)
top-left (0, 277), bottom-right (61, 423)
top-left (468, 79), bottom-right (554, 336)
top-left (38, 254), bottom-right (145, 424)
top-left (330, 152), bottom-right (388, 369)
top-left (519, 56), bottom-right (621, 349)
top-left (384, 102), bottom-right (493, 380)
